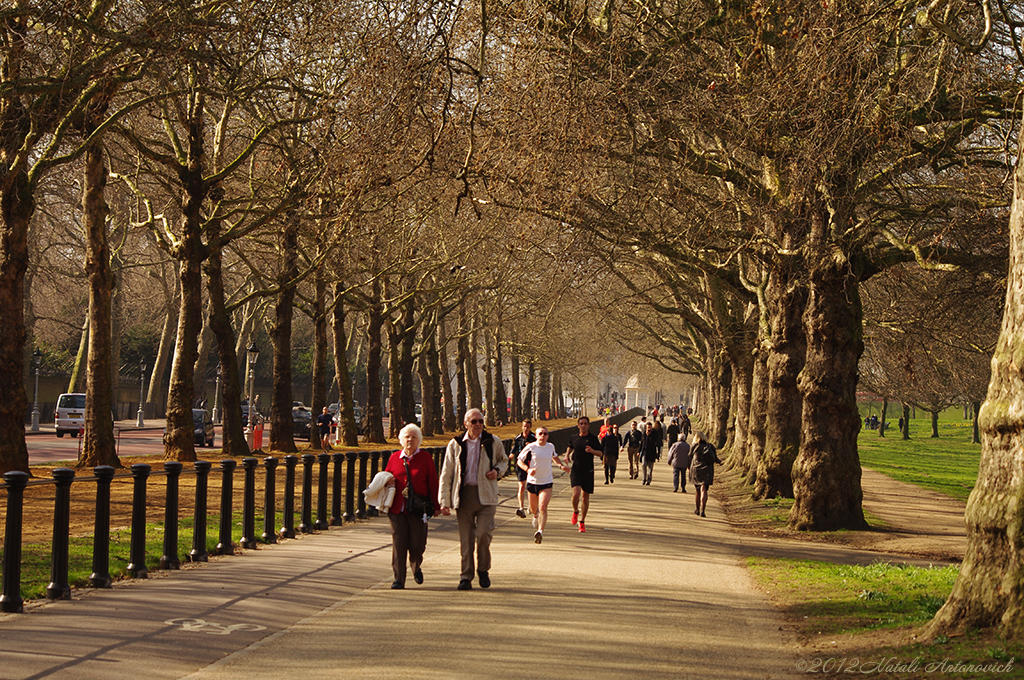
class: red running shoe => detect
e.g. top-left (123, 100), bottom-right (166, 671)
top-left (578, 521), bottom-right (586, 533)
top-left (571, 511), bottom-right (578, 525)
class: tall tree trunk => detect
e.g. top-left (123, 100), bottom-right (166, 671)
top-left (425, 326), bottom-right (443, 434)
top-left (363, 290), bottom-right (387, 443)
top-left (147, 275), bottom-right (178, 418)
top-left (971, 400), bottom-right (980, 445)
top-left (68, 315), bottom-right (89, 393)
top-left (483, 327), bottom-right (494, 426)
top-left (492, 327), bottom-right (508, 425)
top-left (901, 402), bottom-right (911, 439)
top-left (399, 298), bottom-right (416, 427)
top-left (510, 353), bottom-right (521, 422)
top-left (538, 369), bottom-right (551, 420)
top-left (269, 216), bottom-right (298, 453)
top-left (926, 123), bottom-right (1024, 638)
top-left (310, 263), bottom-right (328, 418)
top-left (755, 263), bottom-right (806, 500)
top-left (0, 170), bottom-right (32, 474)
top-left (878, 398), bottom-right (888, 438)
top-left (467, 312), bottom-right (482, 410)
top-left (456, 311), bottom-right (469, 424)
top-left (416, 323), bottom-right (436, 437)
top-left (746, 344), bottom-right (769, 486)
top-left (789, 227), bottom-right (867, 531)
top-left (204, 207), bottom-right (247, 456)
top-left (524, 361), bottom-right (535, 419)
top-left (331, 284), bottom-right (359, 446)
top-left (438, 320), bottom-right (456, 432)
top-left (930, 410), bottom-right (940, 437)
top-left (387, 321), bottom-right (402, 438)
top-left (80, 137), bottom-right (119, 468)
top-left (709, 351), bottom-right (731, 449)
top-left (192, 309), bottom-right (213, 405)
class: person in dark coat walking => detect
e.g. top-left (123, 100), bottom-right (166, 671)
top-left (639, 422), bottom-right (659, 485)
top-left (689, 431), bottom-right (722, 517)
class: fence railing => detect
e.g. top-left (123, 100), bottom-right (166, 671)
top-left (0, 439), bottom-right (521, 614)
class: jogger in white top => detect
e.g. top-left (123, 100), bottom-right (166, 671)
top-left (517, 428), bottom-right (569, 543)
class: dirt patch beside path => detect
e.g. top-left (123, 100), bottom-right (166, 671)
top-left (715, 466), bottom-right (967, 564)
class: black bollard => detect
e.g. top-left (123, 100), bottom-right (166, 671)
top-left (343, 452), bottom-right (356, 523)
top-left (127, 463), bottom-right (151, 578)
top-left (368, 451), bottom-right (381, 518)
top-left (315, 453), bottom-right (330, 530)
top-left (262, 457), bottom-right (278, 543)
top-left (381, 450), bottom-right (392, 470)
top-left (299, 454), bottom-right (315, 533)
top-left (281, 455), bottom-right (297, 538)
top-left (240, 458), bottom-right (258, 549)
top-left (160, 462), bottom-right (182, 570)
top-left (46, 468), bottom-right (75, 600)
top-left (216, 459), bottom-right (236, 555)
top-left (90, 466), bottom-right (116, 588)
top-left (356, 451), bottom-right (369, 520)
top-left (330, 452), bottom-right (344, 525)
top-left (1, 471), bottom-right (29, 613)
top-left (189, 461), bottom-right (211, 562)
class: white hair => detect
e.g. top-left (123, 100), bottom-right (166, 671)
top-left (464, 408), bottom-right (485, 426)
top-left (399, 423), bottom-right (423, 449)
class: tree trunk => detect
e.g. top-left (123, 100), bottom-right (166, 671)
top-left (163, 246), bottom-right (203, 462)
top-left (930, 410), bottom-right (940, 437)
top-left (483, 328), bottom-right (495, 426)
top-left (425, 326), bottom-right (443, 434)
top-left (192, 309), bottom-right (213, 405)
top-left (147, 274), bottom-right (177, 418)
top-left (755, 262), bottom-right (805, 500)
top-left (399, 299), bottom-right (416, 427)
top-left (971, 400), bottom-right (980, 444)
top-left (331, 284), bottom-right (359, 446)
top-left (538, 369), bottom-right (552, 420)
top-left (363, 291), bottom-right (387, 443)
top-left (438, 320), bottom-right (456, 432)
top-left (310, 264), bottom-right (328, 418)
top-left (467, 314), bottom-right (482, 411)
top-left (902, 402), bottom-right (911, 440)
top-left (879, 398), bottom-right (888, 438)
top-left (68, 314), bottom-right (89, 394)
top-left (524, 361), bottom-right (535, 419)
top-left (510, 352), bottom-right (521, 422)
top-left (456, 312), bottom-right (469, 424)
top-left (789, 243), bottom-right (867, 532)
top-left (492, 327), bottom-right (508, 425)
top-left (269, 216), bottom-right (298, 453)
top-left (746, 343), bottom-right (769, 486)
top-left (387, 321), bottom-right (402, 438)
top-left (80, 136), bottom-right (119, 468)
top-left (926, 126), bottom-right (1024, 638)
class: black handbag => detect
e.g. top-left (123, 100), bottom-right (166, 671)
top-left (403, 456), bottom-right (433, 517)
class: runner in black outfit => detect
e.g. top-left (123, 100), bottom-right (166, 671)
top-left (566, 416), bottom-right (603, 533)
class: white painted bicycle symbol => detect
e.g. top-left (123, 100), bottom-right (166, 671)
top-left (164, 618), bottom-right (267, 635)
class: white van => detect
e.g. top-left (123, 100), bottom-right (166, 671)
top-left (54, 393), bottom-right (86, 437)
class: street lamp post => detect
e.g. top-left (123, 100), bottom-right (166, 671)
top-left (212, 366), bottom-right (221, 424)
top-left (137, 359), bottom-right (147, 427)
top-left (30, 348), bottom-right (42, 432)
top-left (245, 342), bottom-right (259, 451)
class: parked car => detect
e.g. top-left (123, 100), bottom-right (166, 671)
top-left (328, 402), bottom-right (364, 434)
top-left (292, 406), bottom-right (312, 440)
top-left (193, 409), bottom-right (215, 447)
top-left (54, 393), bottom-right (86, 437)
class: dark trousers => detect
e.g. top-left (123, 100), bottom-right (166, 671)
top-left (455, 485), bottom-right (496, 581)
top-left (604, 457), bottom-right (617, 483)
top-left (389, 512), bottom-right (428, 585)
top-left (673, 467), bottom-right (687, 491)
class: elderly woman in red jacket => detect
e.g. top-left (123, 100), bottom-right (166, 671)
top-left (383, 423), bottom-right (440, 589)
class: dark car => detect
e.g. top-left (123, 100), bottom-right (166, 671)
top-left (292, 406), bottom-right (312, 440)
top-left (193, 409), bottom-right (215, 447)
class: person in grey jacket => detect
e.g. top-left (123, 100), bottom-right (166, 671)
top-left (439, 408), bottom-right (508, 590)
top-left (689, 431), bottom-right (722, 517)
top-left (666, 437), bottom-right (691, 493)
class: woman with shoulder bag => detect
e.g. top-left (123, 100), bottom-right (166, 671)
top-left (383, 423), bottom-right (440, 589)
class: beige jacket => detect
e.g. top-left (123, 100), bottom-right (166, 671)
top-left (439, 432), bottom-right (507, 509)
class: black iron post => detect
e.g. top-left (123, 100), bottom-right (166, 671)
top-left (331, 452), bottom-right (344, 525)
top-left (281, 455), bottom-right (297, 538)
top-left (381, 450), bottom-right (392, 470)
top-left (343, 452), bottom-right (356, 522)
top-left (356, 451), bottom-right (369, 519)
top-left (262, 456), bottom-right (278, 543)
top-left (127, 463), bottom-right (151, 578)
top-left (241, 457), bottom-right (258, 549)
top-left (90, 466), bottom-right (115, 588)
top-left (299, 453), bottom-right (314, 533)
top-left (368, 451), bottom-right (381, 517)
top-left (189, 461), bottom-right (211, 562)
top-left (315, 453), bottom-right (330, 530)
top-left (160, 462), bottom-right (182, 570)
top-left (217, 459), bottom-right (236, 555)
top-left (46, 468), bottom-right (75, 600)
top-left (1, 471), bottom-right (29, 613)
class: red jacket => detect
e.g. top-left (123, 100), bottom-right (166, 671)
top-left (384, 449), bottom-right (440, 515)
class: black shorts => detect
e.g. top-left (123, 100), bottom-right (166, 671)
top-left (515, 465), bottom-right (529, 482)
top-left (318, 429), bottom-right (330, 437)
top-left (570, 469), bottom-right (594, 495)
top-left (526, 482), bottom-right (553, 495)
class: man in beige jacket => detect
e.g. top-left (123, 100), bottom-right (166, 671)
top-left (439, 408), bottom-right (508, 590)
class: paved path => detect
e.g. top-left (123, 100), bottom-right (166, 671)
top-left (0, 463), bottom-right (962, 680)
